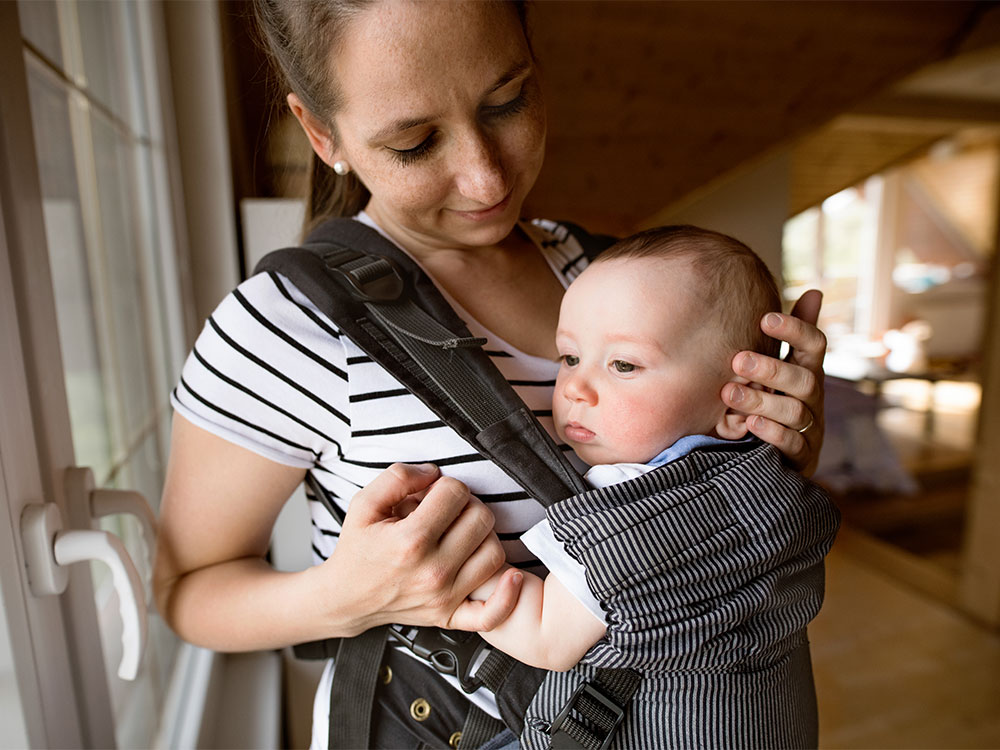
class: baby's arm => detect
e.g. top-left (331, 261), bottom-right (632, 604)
top-left (449, 566), bottom-right (607, 671)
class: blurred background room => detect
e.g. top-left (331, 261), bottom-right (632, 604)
top-left (1, 1), bottom-right (999, 748)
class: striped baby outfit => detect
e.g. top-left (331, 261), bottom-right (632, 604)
top-left (521, 440), bottom-right (840, 749)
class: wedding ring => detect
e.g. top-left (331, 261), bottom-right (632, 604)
top-left (797, 416), bottom-right (814, 434)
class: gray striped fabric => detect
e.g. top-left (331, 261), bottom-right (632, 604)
top-left (522, 441), bottom-right (839, 749)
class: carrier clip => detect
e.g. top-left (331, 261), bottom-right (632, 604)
top-left (388, 625), bottom-right (489, 694)
top-left (548, 680), bottom-right (626, 750)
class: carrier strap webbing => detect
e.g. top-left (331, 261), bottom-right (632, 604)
top-left (459, 705), bottom-right (506, 750)
top-left (327, 625), bottom-right (388, 750)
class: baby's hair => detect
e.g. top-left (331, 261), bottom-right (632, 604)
top-left (595, 225), bottom-right (781, 358)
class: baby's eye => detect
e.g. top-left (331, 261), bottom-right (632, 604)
top-left (612, 360), bottom-right (637, 373)
top-left (561, 354), bottom-right (580, 367)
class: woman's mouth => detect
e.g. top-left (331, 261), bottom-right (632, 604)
top-left (563, 422), bottom-right (596, 442)
top-left (452, 191), bottom-right (513, 222)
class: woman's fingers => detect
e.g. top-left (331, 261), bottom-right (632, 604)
top-left (745, 414), bottom-right (814, 473)
top-left (787, 288), bottom-right (822, 327)
top-left (722, 382), bottom-right (814, 431)
top-left (730, 352), bottom-right (819, 408)
top-left (761, 310), bottom-right (828, 375)
top-left (407, 475), bottom-right (481, 541)
top-left (345, 462), bottom-right (440, 527)
top-left (450, 529), bottom-right (508, 603)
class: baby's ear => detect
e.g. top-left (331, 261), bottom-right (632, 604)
top-left (714, 378), bottom-right (762, 440)
top-left (715, 408), bottom-right (749, 440)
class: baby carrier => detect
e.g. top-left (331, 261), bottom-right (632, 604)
top-left (256, 217), bottom-right (636, 750)
top-left (255, 218), bottom-right (837, 749)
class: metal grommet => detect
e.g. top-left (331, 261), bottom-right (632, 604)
top-left (409, 697), bottom-right (431, 722)
top-left (449, 730), bottom-right (462, 748)
top-left (379, 665), bottom-right (392, 685)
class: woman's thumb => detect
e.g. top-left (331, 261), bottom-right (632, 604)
top-left (346, 463), bottom-right (440, 526)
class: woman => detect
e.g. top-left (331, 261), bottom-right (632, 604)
top-left (154, 1), bottom-right (828, 747)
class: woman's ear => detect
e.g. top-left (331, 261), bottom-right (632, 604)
top-left (287, 93), bottom-right (341, 167)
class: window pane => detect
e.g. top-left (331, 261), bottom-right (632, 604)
top-left (25, 56), bottom-right (115, 482)
top-left (18, 0), bottom-right (63, 69)
top-left (77, 0), bottom-right (132, 127)
top-left (90, 110), bottom-right (156, 456)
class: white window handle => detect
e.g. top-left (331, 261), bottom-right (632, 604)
top-left (20, 487), bottom-right (152, 681)
top-left (65, 467), bottom-right (157, 604)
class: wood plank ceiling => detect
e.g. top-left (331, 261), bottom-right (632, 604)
top-left (523, 0), bottom-right (992, 234)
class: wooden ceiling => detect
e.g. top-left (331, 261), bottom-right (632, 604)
top-left (521, 0), bottom-right (994, 234)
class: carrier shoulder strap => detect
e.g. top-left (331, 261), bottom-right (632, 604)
top-left (255, 217), bottom-right (589, 507)
top-left (254, 217), bottom-right (636, 749)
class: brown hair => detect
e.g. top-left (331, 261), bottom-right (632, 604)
top-left (253, 0), bottom-right (531, 234)
top-left (595, 225), bottom-right (782, 359)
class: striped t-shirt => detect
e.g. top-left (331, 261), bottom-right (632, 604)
top-left (169, 215), bottom-right (591, 723)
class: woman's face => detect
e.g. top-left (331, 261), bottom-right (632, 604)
top-left (325, 0), bottom-right (546, 252)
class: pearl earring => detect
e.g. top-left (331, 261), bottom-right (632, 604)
top-left (333, 161), bottom-right (350, 176)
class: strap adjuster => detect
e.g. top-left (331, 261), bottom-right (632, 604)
top-left (549, 680), bottom-right (626, 750)
top-left (320, 247), bottom-right (405, 302)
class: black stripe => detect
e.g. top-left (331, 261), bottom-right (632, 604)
top-left (349, 388), bottom-right (411, 403)
top-left (318, 527), bottom-right (341, 538)
top-left (560, 253), bottom-right (586, 276)
top-left (309, 464), bottom-right (364, 489)
top-left (347, 355), bottom-right (372, 365)
top-left (268, 271), bottom-right (342, 341)
top-left (485, 349), bottom-right (513, 358)
top-left (508, 379), bottom-right (556, 387)
top-left (476, 491), bottom-right (530, 503)
top-left (207, 316), bottom-right (350, 424)
top-left (497, 531), bottom-right (525, 541)
top-left (192, 346), bottom-right (346, 459)
top-left (311, 543), bottom-right (328, 561)
top-left (340, 452), bottom-right (484, 470)
top-left (177, 377), bottom-right (320, 459)
top-left (351, 420), bottom-right (444, 437)
top-left (532, 409), bottom-right (553, 418)
top-left (232, 287), bottom-right (347, 381)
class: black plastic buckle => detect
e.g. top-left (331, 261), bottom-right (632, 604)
top-left (548, 680), bottom-right (625, 750)
top-left (388, 626), bottom-right (489, 694)
top-left (321, 247), bottom-right (405, 302)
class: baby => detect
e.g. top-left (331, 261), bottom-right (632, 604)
top-left (457, 224), bottom-right (840, 748)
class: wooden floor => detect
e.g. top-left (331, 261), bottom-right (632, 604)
top-left (811, 540), bottom-right (1000, 749)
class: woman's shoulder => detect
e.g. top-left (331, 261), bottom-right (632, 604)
top-left (210, 270), bottom-right (344, 344)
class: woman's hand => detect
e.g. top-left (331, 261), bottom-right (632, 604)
top-left (325, 463), bottom-right (516, 635)
top-left (721, 290), bottom-right (827, 475)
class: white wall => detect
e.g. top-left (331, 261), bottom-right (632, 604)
top-left (642, 149), bottom-right (791, 282)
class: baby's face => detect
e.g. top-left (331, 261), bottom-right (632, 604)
top-left (553, 257), bottom-right (732, 466)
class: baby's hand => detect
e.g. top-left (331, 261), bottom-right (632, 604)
top-left (446, 568), bottom-right (524, 632)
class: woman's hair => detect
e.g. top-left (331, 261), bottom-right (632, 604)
top-left (253, 0), bottom-right (531, 233)
top-left (596, 225), bottom-right (782, 359)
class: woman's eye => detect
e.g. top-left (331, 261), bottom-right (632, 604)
top-left (482, 88), bottom-right (528, 120)
top-left (612, 360), bottom-right (637, 373)
top-left (561, 354), bottom-right (580, 367)
top-left (386, 132), bottom-right (438, 165)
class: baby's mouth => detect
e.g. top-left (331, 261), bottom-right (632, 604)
top-left (563, 421), bottom-right (596, 442)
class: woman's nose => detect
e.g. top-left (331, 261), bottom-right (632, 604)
top-left (453, 130), bottom-right (508, 206)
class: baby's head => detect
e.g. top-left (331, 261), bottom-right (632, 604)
top-left (553, 225), bottom-right (780, 466)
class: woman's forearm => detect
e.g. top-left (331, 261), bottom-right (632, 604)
top-left (156, 555), bottom-right (372, 652)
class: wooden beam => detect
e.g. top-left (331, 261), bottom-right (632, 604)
top-left (957, 170), bottom-right (1000, 627)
